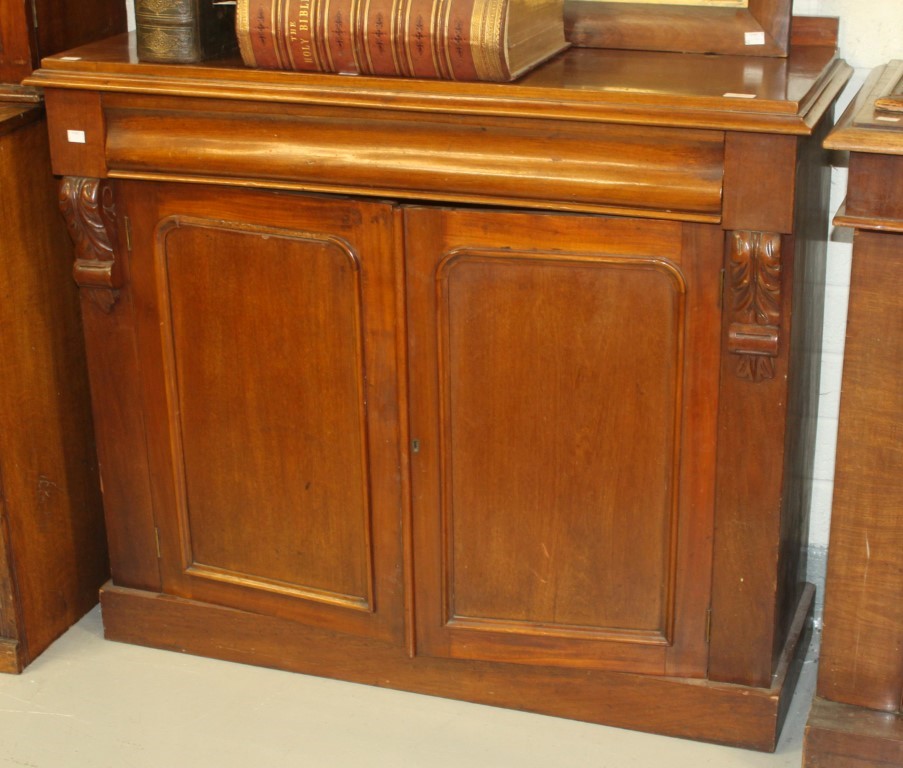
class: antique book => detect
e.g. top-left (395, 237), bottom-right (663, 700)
top-left (136, 0), bottom-right (238, 63)
top-left (235, 0), bottom-right (567, 81)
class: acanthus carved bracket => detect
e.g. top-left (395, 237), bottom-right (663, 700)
top-left (59, 177), bottom-right (122, 313)
top-left (726, 231), bottom-right (782, 383)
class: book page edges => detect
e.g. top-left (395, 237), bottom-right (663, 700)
top-left (236, 0), bottom-right (258, 67)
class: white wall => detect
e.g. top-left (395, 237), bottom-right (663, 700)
top-left (796, 0), bottom-right (903, 68)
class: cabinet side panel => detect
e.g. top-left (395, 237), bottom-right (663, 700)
top-left (845, 153), bottom-right (903, 224)
top-left (0, 116), bottom-right (108, 665)
top-left (817, 230), bottom-right (903, 713)
top-left (0, 501), bottom-right (21, 671)
top-left (32, 0), bottom-right (127, 64)
top-left (0, 0), bottom-right (36, 83)
top-left (774, 118), bottom-right (831, 670)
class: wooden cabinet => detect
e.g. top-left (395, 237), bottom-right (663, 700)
top-left (804, 61), bottom-right (903, 768)
top-left (0, 0), bottom-right (126, 84)
top-left (27, 27), bottom-right (851, 750)
top-left (0, 0), bottom-right (124, 673)
top-left (0, 104), bottom-right (108, 673)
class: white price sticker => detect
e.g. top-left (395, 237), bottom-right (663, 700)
top-left (67, 129), bottom-right (87, 144)
top-left (745, 31), bottom-right (766, 46)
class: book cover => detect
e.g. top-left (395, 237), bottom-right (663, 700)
top-left (137, 0), bottom-right (238, 63)
top-left (236, 0), bottom-right (567, 81)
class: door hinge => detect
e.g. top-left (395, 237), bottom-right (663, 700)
top-left (154, 526), bottom-right (162, 559)
top-left (705, 606), bottom-right (712, 644)
top-left (124, 215), bottom-right (133, 252)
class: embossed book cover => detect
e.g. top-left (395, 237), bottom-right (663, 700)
top-left (136, 0), bottom-right (238, 63)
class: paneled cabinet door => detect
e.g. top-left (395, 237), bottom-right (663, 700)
top-left (405, 208), bottom-right (722, 677)
top-left (119, 182), bottom-right (406, 644)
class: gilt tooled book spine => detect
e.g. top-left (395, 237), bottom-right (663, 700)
top-left (356, 0), bottom-right (401, 76)
top-left (236, 0), bottom-right (509, 80)
top-left (321, 0), bottom-right (361, 74)
top-left (137, 0), bottom-right (238, 63)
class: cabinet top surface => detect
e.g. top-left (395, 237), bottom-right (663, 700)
top-left (0, 101), bottom-right (41, 137)
top-left (26, 33), bottom-right (849, 135)
top-left (826, 60), bottom-right (903, 155)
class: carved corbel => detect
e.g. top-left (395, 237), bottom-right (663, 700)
top-left (726, 231), bottom-right (782, 383)
top-left (59, 177), bottom-right (122, 312)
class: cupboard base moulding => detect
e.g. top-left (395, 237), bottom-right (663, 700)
top-left (100, 582), bottom-right (815, 752)
top-left (804, 698), bottom-right (903, 768)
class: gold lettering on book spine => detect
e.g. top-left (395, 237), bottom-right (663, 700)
top-left (470, 0), bottom-right (506, 81)
top-left (288, 0), bottom-right (316, 68)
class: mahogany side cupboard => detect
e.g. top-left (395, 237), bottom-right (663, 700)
top-left (804, 61), bottom-right (903, 768)
top-left (0, 0), bottom-right (125, 672)
top-left (27, 24), bottom-right (851, 749)
top-left (0, 102), bottom-right (109, 674)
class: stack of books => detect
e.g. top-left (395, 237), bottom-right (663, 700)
top-left (136, 0), bottom-right (567, 82)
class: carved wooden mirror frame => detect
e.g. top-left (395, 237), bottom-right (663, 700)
top-left (565, 0), bottom-right (793, 57)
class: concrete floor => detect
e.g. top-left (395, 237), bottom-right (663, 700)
top-left (0, 607), bottom-right (818, 767)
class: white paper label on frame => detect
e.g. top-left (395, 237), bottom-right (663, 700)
top-left (745, 31), bottom-right (766, 46)
top-left (67, 129), bottom-right (87, 144)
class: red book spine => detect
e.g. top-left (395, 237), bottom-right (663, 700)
top-left (238, 0), bottom-right (507, 79)
top-left (321, 0), bottom-right (363, 73)
top-left (284, 0), bottom-right (324, 70)
top-left (438, 0), bottom-right (505, 80)
top-left (239, 0), bottom-right (320, 70)
top-left (357, 0), bottom-right (398, 75)
top-left (401, 0), bottom-right (441, 78)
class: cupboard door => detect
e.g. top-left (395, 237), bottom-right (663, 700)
top-left (121, 182), bottom-right (405, 643)
top-left (406, 207), bottom-right (722, 676)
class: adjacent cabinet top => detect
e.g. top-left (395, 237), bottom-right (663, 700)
top-left (825, 59), bottom-right (903, 155)
top-left (26, 32), bottom-right (850, 136)
top-left (826, 60), bottom-right (903, 234)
